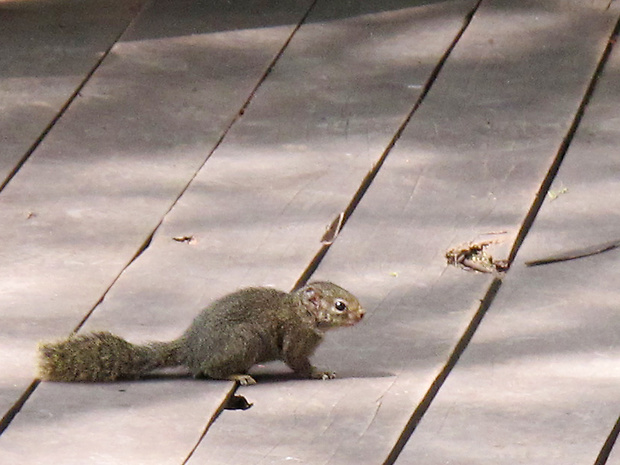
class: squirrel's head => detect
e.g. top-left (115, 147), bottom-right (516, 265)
top-left (297, 281), bottom-right (365, 330)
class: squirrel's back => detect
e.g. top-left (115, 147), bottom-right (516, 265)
top-left (179, 287), bottom-right (293, 377)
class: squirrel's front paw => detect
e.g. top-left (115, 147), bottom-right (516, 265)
top-left (311, 369), bottom-right (336, 380)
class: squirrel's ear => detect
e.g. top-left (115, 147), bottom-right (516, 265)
top-left (303, 285), bottom-right (322, 309)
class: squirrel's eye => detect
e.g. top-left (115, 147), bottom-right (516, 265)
top-left (334, 300), bottom-right (347, 312)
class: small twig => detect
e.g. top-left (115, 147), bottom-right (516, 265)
top-left (525, 239), bottom-right (620, 266)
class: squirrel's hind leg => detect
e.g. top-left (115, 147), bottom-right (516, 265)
top-left (191, 357), bottom-right (257, 385)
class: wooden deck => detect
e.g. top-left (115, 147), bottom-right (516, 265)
top-left (1, 0), bottom-right (620, 463)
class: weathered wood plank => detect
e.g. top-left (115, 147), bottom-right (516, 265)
top-left (0, 0), bottom-right (144, 186)
top-left (395, 11), bottom-right (620, 464)
top-left (0, 0), bottom-right (478, 462)
top-left (609, 437), bottom-right (620, 465)
top-left (0, 0), bottom-right (315, 421)
top-left (0, 381), bottom-right (230, 464)
top-left (190, 1), bottom-right (620, 464)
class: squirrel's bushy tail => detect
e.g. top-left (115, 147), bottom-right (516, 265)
top-left (38, 331), bottom-right (182, 382)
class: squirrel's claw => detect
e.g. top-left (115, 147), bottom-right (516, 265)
top-left (312, 369), bottom-right (336, 380)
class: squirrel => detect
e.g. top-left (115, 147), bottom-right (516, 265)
top-left (38, 281), bottom-right (364, 385)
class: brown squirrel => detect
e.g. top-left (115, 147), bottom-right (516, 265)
top-left (38, 282), bottom-right (364, 385)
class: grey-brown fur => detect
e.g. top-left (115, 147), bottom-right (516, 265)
top-left (38, 282), bottom-right (364, 385)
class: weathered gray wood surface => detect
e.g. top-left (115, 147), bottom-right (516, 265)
top-left (0, 381), bottom-right (230, 463)
top-left (396, 10), bottom-right (620, 464)
top-left (191, 1), bottom-right (620, 464)
top-left (0, 0), bottom-right (314, 421)
top-left (1, 0), bottom-right (619, 463)
top-left (610, 438), bottom-right (620, 465)
top-left (0, 0), bottom-right (479, 463)
top-left (0, 0), bottom-right (144, 186)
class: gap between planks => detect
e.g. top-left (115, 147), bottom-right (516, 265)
top-left (595, 413), bottom-right (620, 465)
top-left (180, 382), bottom-right (238, 465)
top-left (0, 380), bottom-right (38, 437)
top-left (383, 278), bottom-right (502, 465)
top-left (0, 1), bottom-right (147, 194)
